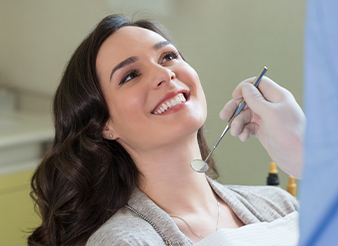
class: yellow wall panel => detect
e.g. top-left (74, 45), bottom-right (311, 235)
top-left (0, 170), bottom-right (40, 246)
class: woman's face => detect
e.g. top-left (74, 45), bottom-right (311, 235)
top-left (96, 26), bottom-right (207, 153)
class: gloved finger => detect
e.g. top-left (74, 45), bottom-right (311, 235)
top-left (230, 109), bottom-right (253, 136)
top-left (219, 99), bottom-right (237, 120)
top-left (240, 83), bottom-right (271, 117)
top-left (238, 123), bottom-right (258, 142)
top-left (233, 76), bottom-right (291, 104)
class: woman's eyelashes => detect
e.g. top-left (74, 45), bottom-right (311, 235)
top-left (119, 69), bottom-right (140, 85)
top-left (161, 51), bottom-right (179, 64)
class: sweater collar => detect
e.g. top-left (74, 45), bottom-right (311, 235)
top-left (126, 176), bottom-right (258, 245)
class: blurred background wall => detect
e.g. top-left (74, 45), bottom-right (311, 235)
top-left (0, 1), bottom-right (305, 244)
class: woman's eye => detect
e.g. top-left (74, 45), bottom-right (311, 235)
top-left (161, 52), bottom-right (178, 64)
top-left (119, 69), bottom-right (140, 85)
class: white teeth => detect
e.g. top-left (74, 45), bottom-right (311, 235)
top-left (153, 93), bottom-right (186, 115)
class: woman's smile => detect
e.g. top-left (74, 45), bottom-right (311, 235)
top-left (152, 91), bottom-right (190, 115)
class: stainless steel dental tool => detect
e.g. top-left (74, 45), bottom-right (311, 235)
top-left (191, 66), bottom-right (268, 173)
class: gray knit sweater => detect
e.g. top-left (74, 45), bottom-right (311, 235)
top-left (87, 178), bottom-right (298, 246)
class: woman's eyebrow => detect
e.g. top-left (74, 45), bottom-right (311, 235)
top-left (110, 56), bottom-right (138, 81)
top-left (109, 41), bottom-right (172, 81)
top-left (153, 41), bottom-right (172, 50)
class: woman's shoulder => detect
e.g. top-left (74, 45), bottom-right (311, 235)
top-left (226, 184), bottom-right (298, 207)
top-left (229, 184), bottom-right (298, 220)
top-left (86, 207), bottom-right (164, 246)
top-left (209, 178), bottom-right (299, 223)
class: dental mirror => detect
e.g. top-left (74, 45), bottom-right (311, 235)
top-left (190, 159), bottom-right (210, 173)
top-left (191, 66), bottom-right (268, 173)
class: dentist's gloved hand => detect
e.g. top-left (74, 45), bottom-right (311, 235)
top-left (219, 76), bottom-right (305, 179)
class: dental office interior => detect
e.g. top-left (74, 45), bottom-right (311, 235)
top-left (0, 1), bottom-right (306, 245)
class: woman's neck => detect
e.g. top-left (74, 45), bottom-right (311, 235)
top-left (131, 134), bottom-right (217, 216)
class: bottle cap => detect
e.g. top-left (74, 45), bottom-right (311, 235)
top-left (287, 177), bottom-right (297, 196)
top-left (269, 162), bottom-right (278, 174)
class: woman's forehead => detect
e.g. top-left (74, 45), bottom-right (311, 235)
top-left (103, 26), bottom-right (167, 52)
top-left (96, 26), bottom-right (169, 81)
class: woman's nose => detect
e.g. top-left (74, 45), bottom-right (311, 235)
top-left (151, 66), bottom-right (176, 89)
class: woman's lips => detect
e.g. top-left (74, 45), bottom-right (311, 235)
top-left (153, 93), bottom-right (186, 114)
top-left (151, 90), bottom-right (189, 115)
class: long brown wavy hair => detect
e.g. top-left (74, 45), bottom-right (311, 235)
top-left (28, 14), bottom-right (218, 246)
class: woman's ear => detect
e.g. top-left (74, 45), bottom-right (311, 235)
top-left (102, 118), bottom-right (119, 140)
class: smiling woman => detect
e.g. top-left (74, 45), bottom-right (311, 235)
top-left (27, 14), bottom-right (216, 246)
top-left (28, 14), bottom-right (304, 246)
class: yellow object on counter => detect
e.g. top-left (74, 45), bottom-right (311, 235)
top-left (269, 162), bottom-right (278, 174)
top-left (287, 177), bottom-right (297, 197)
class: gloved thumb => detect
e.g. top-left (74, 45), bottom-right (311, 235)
top-left (241, 83), bottom-right (270, 117)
